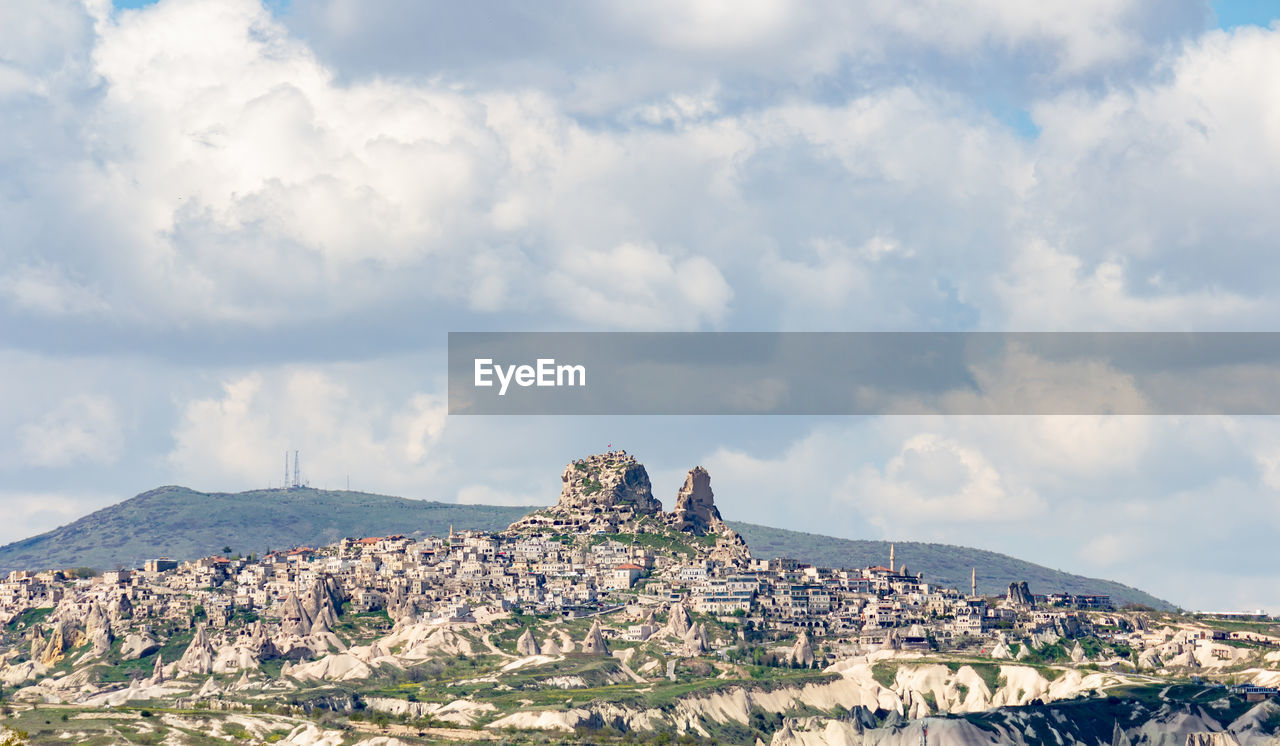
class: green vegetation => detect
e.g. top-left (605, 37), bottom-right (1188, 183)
top-left (604, 531), bottom-right (696, 557)
top-left (4, 607), bottom-right (52, 632)
top-left (871, 661), bottom-right (899, 688)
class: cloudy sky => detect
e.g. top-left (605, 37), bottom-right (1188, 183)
top-left (4, 0), bottom-right (1280, 611)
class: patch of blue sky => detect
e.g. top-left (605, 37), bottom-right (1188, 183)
top-left (1212, 0), bottom-right (1280, 29)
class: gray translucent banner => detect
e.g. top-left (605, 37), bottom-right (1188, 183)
top-left (448, 332), bottom-right (1280, 415)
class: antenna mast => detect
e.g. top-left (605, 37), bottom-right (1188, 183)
top-left (293, 450), bottom-right (300, 489)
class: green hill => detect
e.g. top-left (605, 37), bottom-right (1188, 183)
top-left (0, 486), bottom-right (531, 573)
top-left (0, 486), bottom-right (1174, 610)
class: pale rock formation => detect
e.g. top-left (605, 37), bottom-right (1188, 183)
top-left (279, 592), bottom-right (312, 637)
top-left (667, 603), bottom-right (691, 637)
top-left (38, 621), bottom-right (70, 666)
top-left (581, 620), bottom-right (608, 655)
top-left (1070, 641), bottom-right (1087, 663)
top-left (790, 631), bottom-right (814, 667)
top-left (684, 623), bottom-right (709, 656)
top-left (669, 467), bottom-right (724, 534)
top-left (237, 621), bottom-right (279, 660)
top-left (307, 614), bottom-right (346, 653)
top-left (109, 593), bottom-right (133, 621)
top-left (150, 653), bottom-right (164, 685)
top-left (1, 660), bottom-right (46, 686)
top-left (517, 628), bottom-right (541, 656)
top-left (530, 452), bottom-right (663, 520)
top-left (178, 624), bottom-right (215, 676)
top-left (85, 603), bottom-right (113, 657)
top-left (541, 636), bottom-right (562, 655)
top-left (120, 630), bottom-right (160, 660)
top-left (1137, 648), bottom-right (1163, 670)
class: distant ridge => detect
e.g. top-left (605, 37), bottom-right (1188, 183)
top-left (0, 486), bottom-right (530, 574)
top-left (0, 486), bottom-right (1175, 610)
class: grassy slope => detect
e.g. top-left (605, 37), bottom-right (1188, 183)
top-left (0, 486), bottom-right (1172, 609)
top-left (0, 486), bottom-right (531, 572)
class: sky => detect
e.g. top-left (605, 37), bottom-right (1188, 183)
top-left (3, 0), bottom-right (1280, 612)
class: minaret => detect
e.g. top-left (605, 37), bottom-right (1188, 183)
top-left (889, 543), bottom-right (895, 573)
top-left (971, 567), bottom-right (977, 597)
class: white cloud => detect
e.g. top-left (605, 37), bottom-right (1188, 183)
top-left (168, 369), bottom-right (448, 493)
top-left (545, 242), bottom-right (733, 329)
top-left (994, 239), bottom-right (1262, 330)
top-left (17, 394), bottom-right (123, 468)
top-left (0, 264), bottom-right (110, 316)
top-left (849, 433), bottom-right (1044, 536)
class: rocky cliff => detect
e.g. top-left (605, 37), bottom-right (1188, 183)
top-left (553, 452), bottom-right (663, 515)
top-left (669, 466), bottom-right (724, 535)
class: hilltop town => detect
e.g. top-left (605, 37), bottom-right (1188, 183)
top-left (2, 452), bottom-right (1280, 745)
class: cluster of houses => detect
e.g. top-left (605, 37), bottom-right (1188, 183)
top-left (0, 519), bottom-right (1112, 660)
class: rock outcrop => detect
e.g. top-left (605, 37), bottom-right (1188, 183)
top-left (509, 452), bottom-right (663, 532)
top-left (85, 603), bottom-right (113, 657)
top-left (557, 453), bottom-right (661, 515)
top-left (178, 624), bottom-right (215, 676)
top-left (683, 623), bottom-right (708, 655)
top-left (665, 470), bottom-right (727, 534)
top-left (668, 467), bottom-right (723, 534)
top-left (790, 631), bottom-right (814, 667)
top-left (517, 628), bottom-right (541, 657)
top-left (1008, 581), bottom-right (1035, 607)
top-left (38, 621), bottom-right (70, 666)
top-left (121, 630), bottom-right (159, 661)
top-left (667, 603), bottom-right (691, 637)
top-left (581, 620), bottom-right (608, 655)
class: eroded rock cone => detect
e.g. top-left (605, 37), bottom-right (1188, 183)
top-left (683, 623), bottom-right (708, 655)
top-left (790, 631), bottom-right (814, 667)
top-left (517, 628), bottom-right (541, 657)
top-left (39, 621), bottom-right (70, 666)
top-left (110, 593), bottom-right (133, 621)
top-left (667, 603), bottom-right (691, 637)
top-left (279, 592), bottom-right (311, 637)
top-left (581, 620), bottom-right (608, 655)
top-left (240, 620), bottom-right (279, 660)
top-left (83, 603), bottom-right (113, 657)
top-left (151, 653), bottom-right (165, 684)
top-left (542, 636), bottom-right (562, 655)
top-left (178, 624), bottom-right (215, 676)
